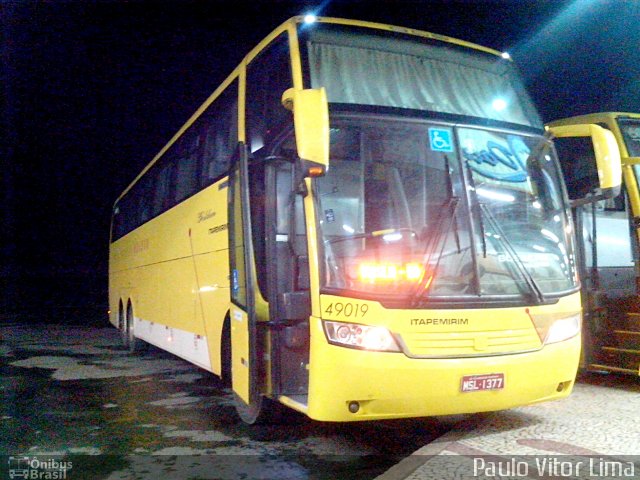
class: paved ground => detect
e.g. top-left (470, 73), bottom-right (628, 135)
top-left (0, 323), bottom-right (458, 480)
top-left (3, 324), bottom-right (638, 480)
top-left (376, 372), bottom-right (640, 480)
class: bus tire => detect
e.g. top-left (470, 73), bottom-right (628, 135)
top-left (234, 393), bottom-right (293, 425)
top-left (234, 393), bottom-right (270, 425)
top-left (123, 301), bottom-right (143, 353)
top-left (118, 300), bottom-right (126, 339)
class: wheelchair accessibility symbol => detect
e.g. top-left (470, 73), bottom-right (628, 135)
top-left (429, 128), bottom-right (453, 152)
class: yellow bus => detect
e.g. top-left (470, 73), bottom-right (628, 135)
top-left (549, 112), bottom-right (639, 375)
top-left (109, 17), bottom-right (621, 423)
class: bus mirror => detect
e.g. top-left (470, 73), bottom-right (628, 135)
top-left (547, 123), bottom-right (622, 200)
top-left (282, 87), bottom-right (329, 177)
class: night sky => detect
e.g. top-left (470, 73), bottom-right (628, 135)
top-left (3, 0), bottom-right (640, 320)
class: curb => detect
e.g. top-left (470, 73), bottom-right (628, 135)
top-left (374, 415), bottom-right (486, 480)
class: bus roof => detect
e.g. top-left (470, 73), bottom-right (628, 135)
top-left (290, 16), bottom-right (507, 58)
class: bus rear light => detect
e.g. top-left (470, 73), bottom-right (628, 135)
top-left (324, 320), bottom-right (401, 352)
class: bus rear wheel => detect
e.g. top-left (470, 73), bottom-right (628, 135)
top-left (122, 302), bottom-right (143, 353)
top-left (118, 301), bottom-right (127, 344)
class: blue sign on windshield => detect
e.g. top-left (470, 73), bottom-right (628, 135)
top-left (429, 128), bottom-right (454, 152)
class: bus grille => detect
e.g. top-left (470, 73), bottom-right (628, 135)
top-left (400, 328), bottom-right (541, 357)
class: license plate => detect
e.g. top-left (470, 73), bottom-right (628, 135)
top-left (461, 373), bottom-right (505, 392)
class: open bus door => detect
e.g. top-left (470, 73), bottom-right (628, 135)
top-left (228, 143), bottom-right (261, 421)
top-left (547, 121), bottom-right (637, 374)
top-left (229, 89), bottom-right (329, 423)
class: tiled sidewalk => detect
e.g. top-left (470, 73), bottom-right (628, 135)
top-left (377, 373), bottom-right (640, 479)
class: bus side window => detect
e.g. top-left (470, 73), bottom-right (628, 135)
top-left (152, 160), bottom-right (175, 217)
top-left (200, 80), bottom-right (238, 187)
top-left (246, 33), bottom-right (292, 153)
top-left (136, 175), bottom-right (154, 225)
top-left (120, 193), bottom-right (136, 238)
top-left (112, 203), bottom-right (124, 241)
top-left (174, 135), bottom-right (199, 204)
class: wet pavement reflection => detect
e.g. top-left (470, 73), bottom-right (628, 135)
top-left (0, 324), bottom-right (458, 479)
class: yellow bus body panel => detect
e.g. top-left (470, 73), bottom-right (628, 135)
top-left (230, 306), bottom-right (250, 403)
top-left (109, 179), bottom-right (231, 374)
top-left (306, 292), bottom-right (582, 421)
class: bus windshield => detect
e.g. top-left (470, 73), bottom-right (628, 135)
top-left (315, 116), bottom-right (577, 304)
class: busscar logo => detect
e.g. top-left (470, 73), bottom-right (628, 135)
top-left (8, 456), bottom-right (72, 479)
top-left (411, 318), bottom-right (469, 326)
top-left (197, 209), bottom-right (216, 223)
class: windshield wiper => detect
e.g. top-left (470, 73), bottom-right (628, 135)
top-left (444, 155), bottom-right (461, 254)
top-left (410, 156), bottom-right (462, 305)
top-left (410, 196), bottom-right (460, 306)
top-left (479, 203), bottom-right (546, 305)
top-left (465, 161), bottom-right (487, 259)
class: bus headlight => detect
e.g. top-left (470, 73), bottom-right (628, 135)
top-left (323, 321), bottom-right (401, 352)
top-left (544, 314), bottom-right (581, 344)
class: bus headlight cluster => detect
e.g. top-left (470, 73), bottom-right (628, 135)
top-left (544, 314), bottom-right (581, 344)
top-left (323, 320), bottom-right (401, 352)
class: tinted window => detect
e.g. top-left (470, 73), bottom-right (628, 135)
top-left (174, 133), bottom-right (201, 203)
top-left (136, 175), bottom-right (154, 225)
top-left (152, 160), bottom-right (175, 217)
top-left (246, 33), bottom-right (292, 152)
top-left (111, 80), bottom-right (239, 242)
top-left (200, 82), bottom-right (238, 187)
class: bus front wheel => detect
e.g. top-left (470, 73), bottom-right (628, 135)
top-left (234, 393), bottom-right (270, 425)
top-left (234, 393), bottom-right (294, 425)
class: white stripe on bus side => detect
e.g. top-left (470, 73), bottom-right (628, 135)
top-left (134, 317), bottom-right (212, 372)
